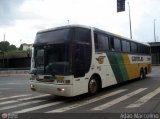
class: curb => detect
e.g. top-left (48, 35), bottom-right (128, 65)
top-left (0, 70), bottom-right (30, 76)
top-left (0, 74), bottom-right (30, 77)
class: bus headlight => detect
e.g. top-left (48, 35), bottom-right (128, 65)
top-left (57, 88), bottom-right (65, 92)
top-left (30, 84), bottom-right (36, 91)
top-left (30, 84), bottom-right (34, 88)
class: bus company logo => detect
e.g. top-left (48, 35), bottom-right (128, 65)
top-left (1, 113), bottom-right (8, 119)
top-left (96, 56), bottom-right (105, 64)
top-left (132, 56), bottom-right (143, 62)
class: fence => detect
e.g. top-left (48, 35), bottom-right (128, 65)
top-left (152, 53), bottom-right (160, 65)
top-left (0, 51), bottom-right (31, 69)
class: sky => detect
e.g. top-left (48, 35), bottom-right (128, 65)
top-left (0, 0), bottom-right (160, 47)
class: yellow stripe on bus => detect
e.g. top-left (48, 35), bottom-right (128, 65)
top-left (122, 54), bottom-right (139, 80)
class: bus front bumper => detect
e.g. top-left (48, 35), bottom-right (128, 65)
top-left (30, 82), bottom-right (73, 97)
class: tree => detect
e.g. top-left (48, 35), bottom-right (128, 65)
top-left (0, 41), bottom-right (10, 52)
top-left (0, 41), bottom-right (17, 52)
top-left (9, 45), bottom-right (17, 51)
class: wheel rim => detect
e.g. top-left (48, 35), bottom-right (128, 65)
top-left (89, 79), bottom-right (97, 94)
top-left (140, 71), bottom-right (144, 79)
top-left (140, 73), bottom-right (143, 79)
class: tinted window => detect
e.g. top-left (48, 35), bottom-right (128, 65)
top-left (35, 29), bottom-right (71, 45)
top-left (94, 33), bottom-right (109, 51)
top-left (122, 40), bottom-right (130, 53)
top-left (131, 42), bottom-right (137, 53)
top-left (137, 44), bottom-right (150, 54)
top-left (75, 28), bottom-right (91, 43)
top-left (110, 37), bottom-right (115, 51)
top-left (137, 44), bottom-right (141, 53)
top-left (114, 38), bottom-right (121, 52)
top-left (148, 47), bottom-right (151, 54)
top-left (126, 41), bottom-right (130, 52)
top-left (122, 40), bottom-right (127, 52)
top-left (145, 46), bottom-right (150, 54)
top-left (35, 49), bottom-right (44, 67)
top-left (46, 44), bottom-right (69, 63)
top-left (97, 34), bottom-right (106, 50)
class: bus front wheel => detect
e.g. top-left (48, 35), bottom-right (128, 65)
top-left (88, 77), bottom-right (98, 95)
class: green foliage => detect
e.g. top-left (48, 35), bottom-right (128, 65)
top-left (0, 41), bottom-right (10, 52)
top-left (9, 45), bottom-right (17, 51)
top-left (0, 41), bottom-right (17, 52)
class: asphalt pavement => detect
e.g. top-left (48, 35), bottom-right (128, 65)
top-left (0, 66), bottom-right (160, 119)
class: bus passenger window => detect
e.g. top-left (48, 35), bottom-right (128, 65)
top-left (97, 35), bottom-right (107, 50)
top-left (122, 40), bottom-right (130, 53)
top-left (104, 36), bottom-right (109, 50)
top-left (126, 41), bottom-right (130, 53)
top-left (94, 33), bottom-right (99, 49)
top-left (75, 28), bottom-right (91, 43)
top-left (122, 40), bottom-right (127, 52)
top-left (114, 38), bottom-right (121, 52)
top-left (110, 37), bottom-right (115, 51)
top-left (94, 33), bottom-right (109, 51)
top-left (131, 42), bottom-right (137, 53)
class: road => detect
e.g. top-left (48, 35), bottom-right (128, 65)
top-left (0, 66), bottom-right (160, 118)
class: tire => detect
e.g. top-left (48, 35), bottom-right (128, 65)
top-left (140, 69), bottom-right (145, 79)
top-left (88, 77), bottom-right (98, 95)
top-left (144, 69), bottom-right (146, 79)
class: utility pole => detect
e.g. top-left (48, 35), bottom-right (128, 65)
top-left (117, 0), bottom-right (132, 39)
top-left (67, 20), bottom-right (70, 25)
top-left (128, 2), bottom-right (132, 39)
top-left (154, 19), bottom-right (156, 42)
top-left (3, 34), bottom-right (5, 41)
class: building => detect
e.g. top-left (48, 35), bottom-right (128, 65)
top-left (149, 42), bottom-right (160, 65)
top-left (21, 43), bottom-right (32, 51)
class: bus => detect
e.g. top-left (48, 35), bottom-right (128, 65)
top-left (30, 25), bottom-right (151, 97)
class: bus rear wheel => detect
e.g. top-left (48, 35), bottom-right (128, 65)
top-left (88, 77), bottom-right (98, 95)
top-left (140, 69), bottom-right (146, 79)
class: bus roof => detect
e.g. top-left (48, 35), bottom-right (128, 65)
top-left (37, 24), bottom-right (91, 34)
top-left (37, 24), bottom-right (149, 46)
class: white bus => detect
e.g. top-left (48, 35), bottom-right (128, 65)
top-left (30, 25), bottom-right (151, 97)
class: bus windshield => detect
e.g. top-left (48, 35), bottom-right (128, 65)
top-left (45, 44), bottom-right (70, 75)
top-left (32, 28), bottom-right (72, 76)
top-left (33, 44), bottom-right (70, 75)
top-left (31, 27), bottom-right (92, 76)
